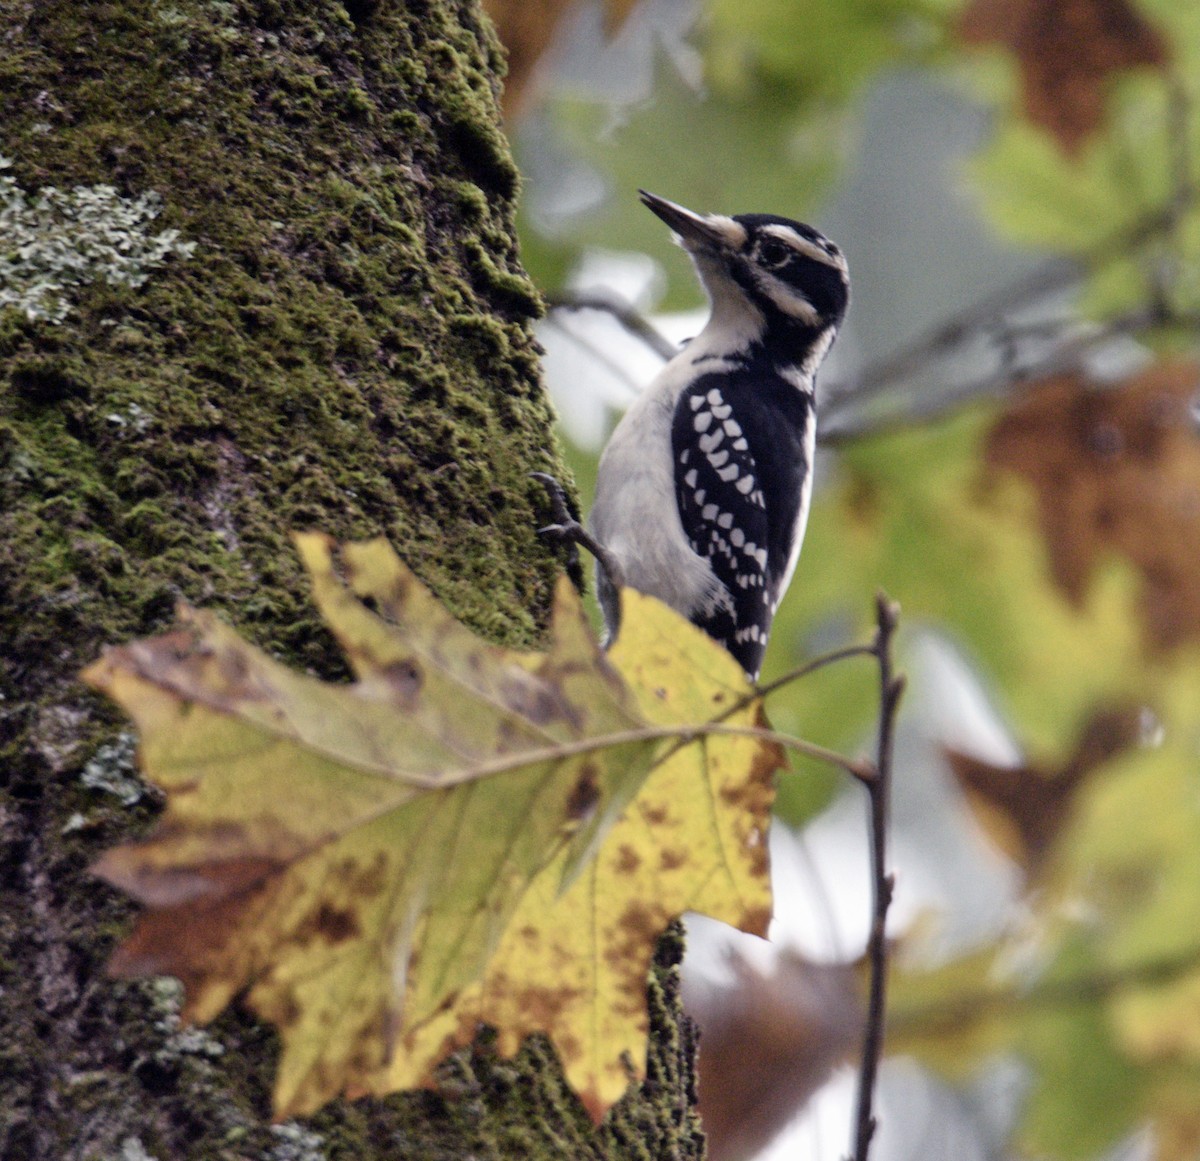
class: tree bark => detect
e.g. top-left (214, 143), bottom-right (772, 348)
top-left (0, 2), bottom-right (702, 1157)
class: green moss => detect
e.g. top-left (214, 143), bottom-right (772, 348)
top-left (0, 0), bottom-right (569, 641)
top-left (0, 1), bottom-right (625, 1157)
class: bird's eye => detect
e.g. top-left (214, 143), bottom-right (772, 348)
top-left (758, 239), bottom-right (790, 268)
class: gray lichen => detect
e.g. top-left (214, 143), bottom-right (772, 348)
top-left (118, 1138), bottom-right (159, 1161)
top-left (267, 1122), bottom-right (327, 1161)
top-left (80, 731), bottom-right (144, 806)
top-left (0, 157), bottom-right (196, 322)
top-left (147, 978), bottom-right (227, 1064)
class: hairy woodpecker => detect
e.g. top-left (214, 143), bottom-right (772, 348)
top-left (588, 191), bottom-right (849, 679)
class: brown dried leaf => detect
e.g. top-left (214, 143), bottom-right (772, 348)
top-left (685, 949), bottom-right (860, 1161)
top-left (960, 0), bottom-right (1167, 155)
top-left (946, 705), bottom-right (1143, 871)
top-left (986, 362), bottom-right (1200, 652)
top-left (483, 0), bottom-right (641, 118)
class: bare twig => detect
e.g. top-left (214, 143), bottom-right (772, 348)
top-left (1167, 74), bottom-right (1193, 239)
top-left (754, 643), bottom-right (877, 701)
top-left (820, 300), bottom-right (1200, 445)
top-left (540, 311), bottom-right (651, 401)
top-left (819, 196), bottom-right (1196, 442)
top-left (545, 289), bottom-right (680, 362)
top-left (889, 941), bottom-right (1200, 1036)
top-left (849, 593), bottom-right (905, 1161)
top-left (823, 254), bottom-right (1080, 417)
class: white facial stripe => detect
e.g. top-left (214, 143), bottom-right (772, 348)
top-left (798, 328), bottom-right (834, 376)
top-left (779, 364), bottom-right (816, 392)
top-left (760, 223), bottom-right (847, 272)
top-left (674, 213), bottom-right (747, 251)
top-left (705, 215), bottom-right (748, 248)
top-left (758, 271), bottom-right (820, 324)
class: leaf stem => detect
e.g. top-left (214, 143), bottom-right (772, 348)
top-left (409, 720), bottom-right (873, 789)
top-left (849, 593), bottom-right (905, 1161)
top-left (699, 724), bottom-right (874, 782)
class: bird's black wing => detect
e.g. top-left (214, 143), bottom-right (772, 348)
top-left (671, 379), bottom-right (775, 678)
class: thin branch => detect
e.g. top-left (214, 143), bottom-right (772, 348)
top-left (540, 312), bottom-right (650, 400)
top-left (646, 632), bottom-right (883, 781)
top-left (545, 289), bottom-right (680, 362)
top-left (822, 254), bottom-right (1081, 419)
top-left (754, 643), bottom-right (877, 701)
top-left (1167, 74), bottom-right (1193, 236)
top-left (821, 300), bottom-right (1200, 445)
top-left (850, 594), bottom-right (905, 1161)
top-left (888, 941), bottom-right (1200, 1035)
top-left (820, 198), bottom-right (1194, 441)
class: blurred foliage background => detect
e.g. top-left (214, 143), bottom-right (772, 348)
top-left (484, 1), bottom-right (1200, 1158)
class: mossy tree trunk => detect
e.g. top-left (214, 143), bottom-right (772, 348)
top-left (0, 2), bottom-right (703, 1157)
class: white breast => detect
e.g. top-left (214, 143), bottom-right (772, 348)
top-left (590, 341), bottom-right (739, 623)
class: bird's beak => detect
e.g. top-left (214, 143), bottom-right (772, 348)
top-left (639, 190), bottom-right (746, 253)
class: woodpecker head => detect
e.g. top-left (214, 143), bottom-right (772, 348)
top-left (639, 190), bottom-right (848, 363)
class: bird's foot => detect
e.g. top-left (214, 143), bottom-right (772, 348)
top-left (531, 472), bottom-right (585, 569)
top-left (531, 472), bottom-right (625, 601)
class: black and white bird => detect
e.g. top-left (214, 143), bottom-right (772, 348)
top-left (587, 191), bottom-right (849, 680)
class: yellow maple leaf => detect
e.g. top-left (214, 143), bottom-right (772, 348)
top-left (365, 589), bottom-right (778, 1118)
top-left (84, 534), bottom-right (783, 1119)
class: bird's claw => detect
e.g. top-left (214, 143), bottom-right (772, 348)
top-left (538, 520), bottom-right (579, 540)
top-left (531, 471), bottom-right (625, 598)
top-left (531, 472), bottom-right (584, 569)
